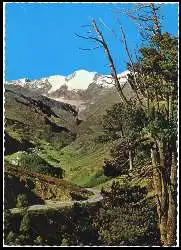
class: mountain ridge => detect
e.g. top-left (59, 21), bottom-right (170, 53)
top-left (6, 69), bottom-right (130, 114)
top-left (6, 69), bottom-right (129, 94)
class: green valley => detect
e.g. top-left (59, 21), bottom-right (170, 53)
top-left (4, 2), bottom-right (178, 247)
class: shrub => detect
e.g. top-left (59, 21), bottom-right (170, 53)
top-left (34, 236), bottom-right (45, 245)
top-left (5, 231), bottom-right (16, 245)
top-left (94, 182), bottom-right (160, 246)
top-left (16, 194), bottom-right (28, 208)
top-left (17, 152), bottom-right (63, 178)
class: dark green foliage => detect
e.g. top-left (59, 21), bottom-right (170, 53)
top-left (4, 173), bottom-right (44, 209)
top-left (103, 140), bottom-right (132, 176)
top-left (94, 182), bottom-right (160, 246)
top-left (58, 203), bottom-right (99, 246)
top-left (103, 137), bottom-right (150, 177)
top-left (142, 32), bottom-right (178, 83)
top-left (16, 213), bottom-right (31, 245)
top-left (5, 231), bottom-right (17, 245)
top-left (4, 210), bottom-right (13, 241)
top-left (133, 142), bottom-right (151, 166)
top-left (4, 206), bottom-right (99, 246)
top-left (84, 170), bottom-right (111, 187)
top-left (100, 103), bottom-right (147, 140)
top-left (128, 32), bottom-right (178, 142)
top-left (4, 131), bottom-right (35, 156)
top-left (4, 211), bottom-right (32, 246)
top-left (99, 103), bottom-right (149, 176)
top-left (128, 32), bottom-right (178, 112)
top-left (33, 236), bottom-right (45, 246)
top-left (16, 194), bottom-right (29, 208)
top-left (4, 185), bottom-right (159, 246)
top-left (18, 152), bottom-right (63, 178)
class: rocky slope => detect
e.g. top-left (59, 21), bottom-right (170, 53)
top-left (6, 69), bottom-right (129, 93)
top-left (4, 69), bottom-right (133, 189)
top-left (4, 84), bottom-right (80, 150)
top-left (4, 162), bottom-right (93, 209)
top-left (6, 69), bottom-right (129, 114)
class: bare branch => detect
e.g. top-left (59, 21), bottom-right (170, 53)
top-left (118, 20), bottom-right (144, 106)
top-left (113, 4), bottom-right (151, 16)
top-left (150, 3), bottom-right (161, 38)
top-left (78, 46), bottom-right (103, 51)
top-left (74, 32), bottom-right (103, 44)
top-left (74, 32), bottom-right (92, 40)
top-left (91, 19), bottom-right (130, 106)
top-left (85, 30), bottom-right (93, 34)
top-left (80, 24), bottom-right (92, 28)
top-left (126, 13), bottom-right (153, 22)
top-left (121, 81), bottom-right (128, 91)
top-left (75, 19), bottom-right (133, 106)
top-left (99, 18), bottom-right (118, 40)
top-left (128, 3), bottom-right (152, 13)
top-left (113, 3), bottom-right (161, 42)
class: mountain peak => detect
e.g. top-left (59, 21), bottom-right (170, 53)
top-left (74, 69), bottom-right (95, 74)
top-left (6, 69), bottom-right (129, 94)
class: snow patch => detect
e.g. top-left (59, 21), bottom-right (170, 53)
top-left (47, 75), bottom-right (66, 93)
top-left (66, 69), bottom-right (96, 90)
top-left (7, 69), bottom-right (130, 93)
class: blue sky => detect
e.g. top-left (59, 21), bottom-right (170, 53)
top-left (5, 2), bottom-right (178, 80)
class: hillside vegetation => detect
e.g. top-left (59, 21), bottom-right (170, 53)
top-left (4, 3), bottom-right (178, 245)
top-left (5, 85), bottom-right (78, 150)
top-left (5, 83), bottom-right (131, 189)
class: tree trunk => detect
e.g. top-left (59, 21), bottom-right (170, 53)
top-left (151, 147), bottom-right (162, 210)
top-left (151, 139), bottom-right (178, 246)
top-left (166, 185), bottom-right (177, 246)
top-left (151, 143), bottom-right (170, 246)
top-left (128, 150), bottom-right (133, 171)
top-left (166, 150), bottom-right (177, 246)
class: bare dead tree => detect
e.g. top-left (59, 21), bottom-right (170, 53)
top-left (118, 21), bottom-right (145, 107)
top-left (113, 3), bottom-right (178, 246)
top-left (115, 3), bottom-right (162, 42)
top-left (75, 3), bottom-right (177, 246)
top-left (75, 21), bottom-right (130, 106)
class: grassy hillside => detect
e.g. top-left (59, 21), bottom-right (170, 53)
top-left (36, 135), bottom-right (112, 187)
top-left (5, 150), bottom-right (64, 178)
top-left (56, 85), bottom-right (133, 187)
top-left (5, 85), bottom-right (79, 151)
top-left (78, 85), bottom-right (132, 136)
top-left (4, 83), bottom-right (134, 190)
top-left (4, 161), bottom-right (93, 209)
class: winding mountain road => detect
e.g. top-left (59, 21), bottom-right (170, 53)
top-left (10, 188), bottom-right (103, 215)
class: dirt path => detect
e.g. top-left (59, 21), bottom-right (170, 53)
top-left (10, 188), bottom-right (103, 215)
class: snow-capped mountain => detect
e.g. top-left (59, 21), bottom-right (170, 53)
top-left (5, 69), bottom-right (130, 113)
top-left (6, 69), bottom-right (129, 94)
